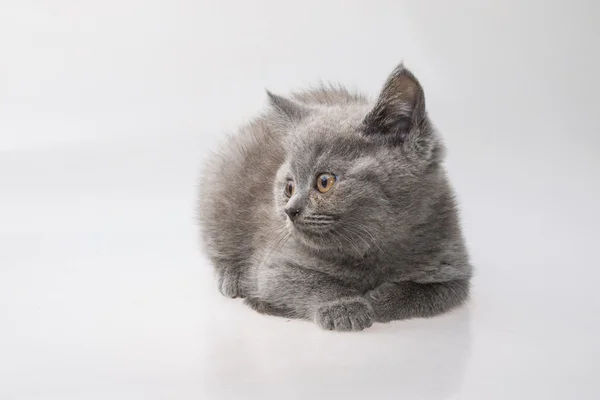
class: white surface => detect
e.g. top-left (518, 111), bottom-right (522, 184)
top-left (1, 1), bottom-right (600, 399)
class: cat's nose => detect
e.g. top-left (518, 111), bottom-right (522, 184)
top-left (285, 208), bottom-right (301, 221)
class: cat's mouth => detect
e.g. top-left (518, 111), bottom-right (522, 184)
top-left (291, 215), bottom-right (336, 236)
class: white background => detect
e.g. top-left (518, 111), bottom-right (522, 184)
top-left (1, 1), bottom-right (599, 399)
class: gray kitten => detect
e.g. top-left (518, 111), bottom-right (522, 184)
top-left (199, 64), bottom-right (472, 331)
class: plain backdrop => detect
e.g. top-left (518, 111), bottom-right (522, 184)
top-left (1, 1), bottom-right (599, 399)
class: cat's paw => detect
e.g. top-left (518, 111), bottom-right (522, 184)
top-left (218, 269), bottom-right (244, 298)
top-left (315, 298), bottom-right (374, 331)
top-left (365, 282), bottom-right (405, 323)
top-left (366, 282), bottom-right (397, 303)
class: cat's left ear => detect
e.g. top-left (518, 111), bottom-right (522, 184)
top-left (362, 64), bottom-right (426, 142)
top-left (266, 91), bottom-right (310, 124)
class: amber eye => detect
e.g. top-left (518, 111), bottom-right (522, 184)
top-left (284, 180), bottom-right (295, 197)
top-left (316, 173), bottom-right (336, 193)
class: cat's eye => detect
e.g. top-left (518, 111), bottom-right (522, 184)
top-left (284, 180), bottom-right (295, 197)
top-left (316, 173), bottom-right (336, 193)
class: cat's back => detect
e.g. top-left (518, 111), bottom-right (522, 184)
top-left (199, 114), bottom-right (285, 268)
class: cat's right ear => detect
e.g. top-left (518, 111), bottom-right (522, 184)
top-left (266, 91), bottom-right (310, 125)
top-left (362, 64), bottom-right (426, 143)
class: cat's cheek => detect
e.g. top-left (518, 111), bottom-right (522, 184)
top-left (309, 192), bottom-right (326, 207)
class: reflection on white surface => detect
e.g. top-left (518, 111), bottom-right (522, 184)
top-left (1, 0), bottom-right (600, 399)
top-left (201, 310), bottom-right (471, 399)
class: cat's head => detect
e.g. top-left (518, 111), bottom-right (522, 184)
top-left (270, 64), bottom-right (445, 256)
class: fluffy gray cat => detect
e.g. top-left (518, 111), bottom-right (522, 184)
top-left (199, 64), bottom-right (472, 331)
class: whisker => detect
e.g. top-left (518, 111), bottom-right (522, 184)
top-left (336, 229), bottom-right (363, 256)
top-left (328, 231), bottom-right (345, 252)
top-left (302, 221), bottom-right (333, 226)
top-left (343, 221), bottom-right (386, 256)
top-left (303, 215), bottom-right (335, 221)
top-left (265, 234), bottom-right (290, 264)
top-left (342, 226), bottom-right (370, 251)
top-left (258, 227), bottom-right (289, 265)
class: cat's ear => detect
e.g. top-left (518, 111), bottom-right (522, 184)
top-left (266, 91), bottom-right (310, 124)
top-left (362, 64), bottom-right (426, 142)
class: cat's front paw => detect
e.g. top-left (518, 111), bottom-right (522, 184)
top-left (218, 268), bottom-right (244, 298)
top-left (315, 298), bottom-right (374, 331)
top-left (365, 282), bottom-right (404, 323)
top-left (366, 282), bottom-right (397, 303)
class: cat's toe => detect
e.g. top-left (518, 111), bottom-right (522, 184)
top-left (218, 269), bottom-right (244, 298)
top-left (315, 298), bottom-right (374, 331)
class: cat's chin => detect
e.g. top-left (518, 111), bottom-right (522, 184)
top-left (290, 225), bottom-right (332, 249)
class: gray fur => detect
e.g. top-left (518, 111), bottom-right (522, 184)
top-left (198, 63), bottom-right (472, 331)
